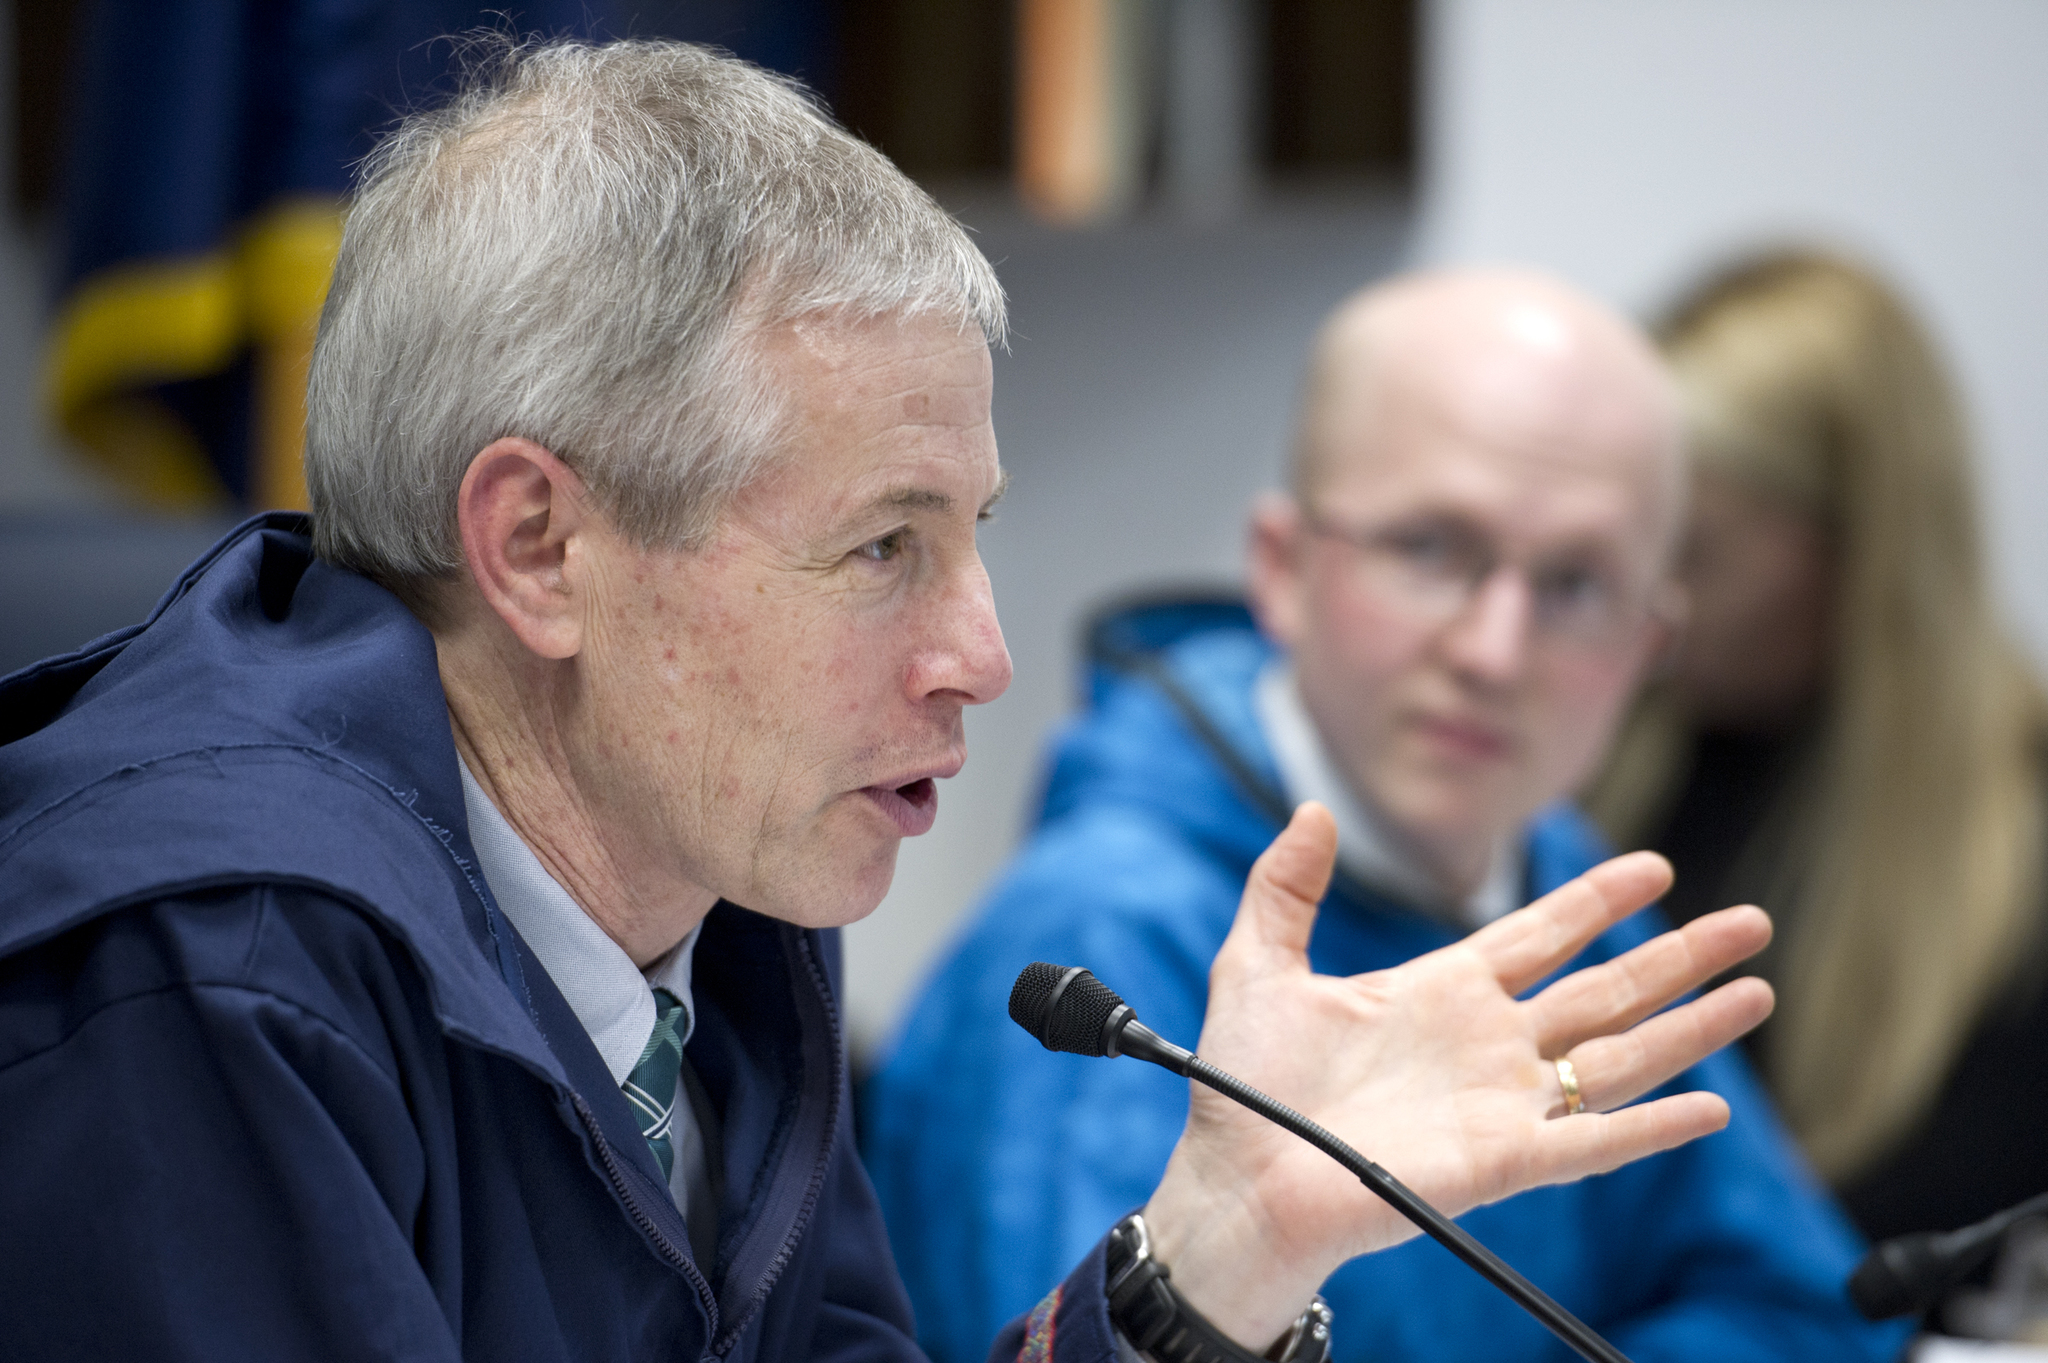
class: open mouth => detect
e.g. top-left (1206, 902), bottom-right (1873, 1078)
top-left (860, 777), bottom-right (940, 836)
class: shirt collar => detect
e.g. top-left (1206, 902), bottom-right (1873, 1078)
top-left (1252, 658), bottom-right (1521, 929)
top-left (459, 758), bottom-right (700, 1085)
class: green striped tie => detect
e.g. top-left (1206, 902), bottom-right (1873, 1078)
top-left (622, 988), bottom-right (686, 1181)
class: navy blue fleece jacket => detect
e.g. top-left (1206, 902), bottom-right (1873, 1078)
top-left (0, 515), bottom-right (1114, 1363)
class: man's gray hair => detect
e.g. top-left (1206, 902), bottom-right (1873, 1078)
top-left (306, 36), bottom-right (1007, 583)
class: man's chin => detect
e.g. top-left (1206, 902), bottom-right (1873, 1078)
top-left (740, 841), bottom-right (904, 930)
top-left (1373, 778), bottom-right (1526, 866)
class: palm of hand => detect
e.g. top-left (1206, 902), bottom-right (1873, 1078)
top-left (1190, 936), bottom-right (1570, 1264)
top-left (1144, 803), bottom-right (1772, 1349)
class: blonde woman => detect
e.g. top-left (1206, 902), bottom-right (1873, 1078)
top-left (1587, 250), bottom-right (2048, 1267)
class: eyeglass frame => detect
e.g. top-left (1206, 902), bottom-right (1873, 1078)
top-left (1298, 506), bottom-right (1671, 655)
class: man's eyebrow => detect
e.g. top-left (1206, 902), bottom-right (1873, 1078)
top-left (873, 488), bottom-right (955, 513)
top-left (862, 468), bottom-right (1011, 517)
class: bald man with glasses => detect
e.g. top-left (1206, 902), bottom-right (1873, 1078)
top-left (865, 269), bottom-right (1903, 1363)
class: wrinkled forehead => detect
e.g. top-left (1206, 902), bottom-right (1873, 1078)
top-left (763, 310), bottom-right (996, 416)
top-left (715, 310), bottom-right (1002, 532)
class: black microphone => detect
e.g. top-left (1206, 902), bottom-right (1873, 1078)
top-left (1009, 962), bottom-right (1635, 1363)
top-left (1848, 1191), bottom-right (2048, 1320)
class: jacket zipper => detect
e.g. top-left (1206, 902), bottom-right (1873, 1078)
top-left (709, 928), bottom-right (844, 1357)
top-left (572, 1091), bottom-right (723, 1341)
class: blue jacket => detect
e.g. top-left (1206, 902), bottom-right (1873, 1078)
top-left (0, 514), bottom-right (1121, 1363)
top-left (864, 600), bottom-right (1910, 1363)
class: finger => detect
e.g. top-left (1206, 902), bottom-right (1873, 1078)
top-left (1524, 1090), bottom-right (1732, 1190)
top-left (1469, 852), bottom-right (1674, 995)
top-left (1561, 976), bottom-right (1774, 1113)
top-left (1531, 905), bottom-right (1773, 1054)
top-left (1215, 802), bottom-right (1339, 972)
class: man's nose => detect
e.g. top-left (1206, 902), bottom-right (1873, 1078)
top-left (1440, 567), bottom-right (1532, 687)
top-left (911, 563), bottom-right (1013, 707)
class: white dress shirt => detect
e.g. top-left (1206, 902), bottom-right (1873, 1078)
top-left (1252, 659), bottom-right (1522, 929)
top-left (458, 759), bottom-right (718, 1249)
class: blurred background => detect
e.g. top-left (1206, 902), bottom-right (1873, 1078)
top-left (4, 0), bottom-right (2046, 1080)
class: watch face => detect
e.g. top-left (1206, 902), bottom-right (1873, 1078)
top-left (1105, 1212), bottom-right (1146, 1277)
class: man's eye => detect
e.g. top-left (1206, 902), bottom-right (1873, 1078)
top-left (1394, 529), bottom-right (1449, 560)
top-left (856, 531), bottom-right (908, 562)
top-left (1534, 564), bottom-right (1610, 612)
top-left (1384, 526), bottom-right (1465, 574)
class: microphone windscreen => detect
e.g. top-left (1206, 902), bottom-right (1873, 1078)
top-left (1009, 962), bottom-right (1128, 1056)
top-left (1008, 962), bottom-right (1067, 1040)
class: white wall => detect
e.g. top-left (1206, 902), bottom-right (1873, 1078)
top-left (1420, 0), bottom-right (2048, 662)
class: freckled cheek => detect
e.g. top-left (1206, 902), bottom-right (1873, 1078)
top-left (814, 633), bottom-right (907, 716)
top-left (640, 597), bottom-right (894, 809)
top-left (655, 602), bottom-right (770, 698)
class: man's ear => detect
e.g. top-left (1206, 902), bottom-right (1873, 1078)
top-left (456, 437), bottom-right (594, 660)
top-left (1246, 491), bottom-right (1307, 648)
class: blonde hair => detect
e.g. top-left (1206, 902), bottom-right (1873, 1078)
top-left (1585, 249), bottom-right (2047, 1181)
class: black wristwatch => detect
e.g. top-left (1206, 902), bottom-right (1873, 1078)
top-left (1104, 1213), bottom-right (1333, 1363)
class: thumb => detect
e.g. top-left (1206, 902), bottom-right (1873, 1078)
top-left (1218, 802), bottom-right (1339, 973)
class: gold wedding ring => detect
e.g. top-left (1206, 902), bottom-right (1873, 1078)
top-left (1555, 1057), bottom-right (1583, 1116)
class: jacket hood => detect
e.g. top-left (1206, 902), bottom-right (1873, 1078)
top-left (1040, 594), bottom-right (1287, 881)
top-left (0, 513), bottom-right (545, 1062)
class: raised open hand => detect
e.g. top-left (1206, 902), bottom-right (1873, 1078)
top-left (1142, 803), bottom-right (1774, 1349)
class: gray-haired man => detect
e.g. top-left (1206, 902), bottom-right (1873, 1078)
top-left (0, 39), bottom-right (1771, 1362)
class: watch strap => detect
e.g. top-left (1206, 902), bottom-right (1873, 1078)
top-left (1104, 1213), bottom-right (1333, 1363)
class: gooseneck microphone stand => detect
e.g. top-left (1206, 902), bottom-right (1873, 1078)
top-left (1850, 1190), bottom-right (2048, 1321)
top-left (1009, 962), bottom-right (1634, 1363)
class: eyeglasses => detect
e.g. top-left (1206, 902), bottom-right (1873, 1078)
top-left (1301, 510), bottom-right (1659, 653)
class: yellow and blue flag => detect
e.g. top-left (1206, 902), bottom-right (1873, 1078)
top-left (47, 0), bottom-right (836, 512)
